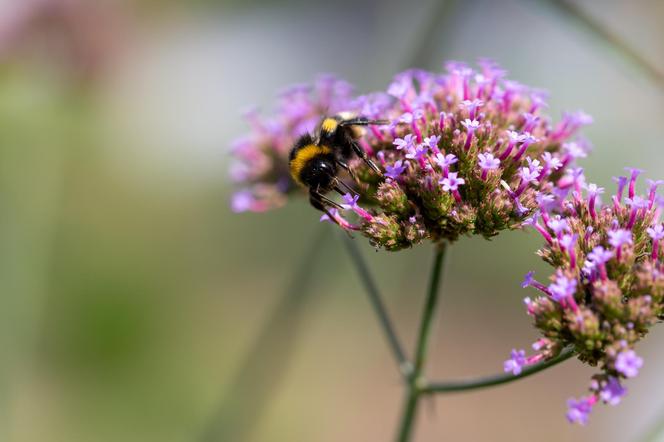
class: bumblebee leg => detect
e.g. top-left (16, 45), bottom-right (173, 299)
top-left (312, 189), bottom-right (344, 210)
top-left (310, 192), bottom-right (355, 237)
top-left (339, 117), bottom-right (390, 127)
top-left (351, 141), bottom-right (383, 176)
top-left (333, 177), bottom-right (358, 196)
top-left (309, 192), bottom-right (347, 231)
top-left (336, 159), bottom-right (358, 182)
top-left (309, 193), bottom-right (335, 221)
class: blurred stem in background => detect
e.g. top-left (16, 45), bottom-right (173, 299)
top-left (341, 235), bottom-right (412, 377)
top-left (534, 0), bottom-right (664, 89)
top-left (0, 79), bottom-right (90, 440)
top-left (199, 227), bottom-right (328, 442)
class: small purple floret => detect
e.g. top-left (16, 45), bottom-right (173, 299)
top-left (231, 190), bottom-right (255, 213)
top-left (440, 172), bottom-right (465, 192)
top-left (647, 224), bottom-right (664, 241)
top-left (608, 229), bottom-right (633, 248)
top-left (385, 160), bottom-right (407, 180)
top-left (599, 377), bottom-right (627, 406)
top-left (504, 349), bottom-right (528, 375)
top-left (615, 350), bottom-right (643, 378)
top-left (549, 273), bottom-right (577, 305)
top-left (394, 134), bottom-right (416, 151)
top-left (566, 396), bottom-right (596, 425)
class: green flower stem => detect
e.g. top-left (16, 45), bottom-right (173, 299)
top-left (422, 345), bottom-right (575, 394)
top-left (396, 389), bottom-right (420, 442)
top-left (413, 245), bottom-right (447, 374)
top-left (396, 244), bottom-right (447, 442)
top-left (341, 234), bottom-right (412, 377)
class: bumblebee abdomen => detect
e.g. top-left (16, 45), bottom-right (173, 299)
top-left (289, 144), bottom-right (333, 185)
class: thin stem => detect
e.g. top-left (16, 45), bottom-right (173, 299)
top-left (422, 346), bottom-right (575, 394)
top-left (396, 244), bottom-right (447, 442)
top-left (413, 245), bottom-right (447, 374)
top-left (396, 390), bottom-right (419, 442)
top-left (537, 0), bottom-right (664, 88)
top-left (199, 227), bottom-right (327, 442)
top-left (341, 234), bottom-right (412, 377)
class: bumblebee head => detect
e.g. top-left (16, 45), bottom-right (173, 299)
top-left (302, 156), bottom-right (337, 190)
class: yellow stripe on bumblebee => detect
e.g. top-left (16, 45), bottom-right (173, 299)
top-left (289, 144), bottom-right (332, 185)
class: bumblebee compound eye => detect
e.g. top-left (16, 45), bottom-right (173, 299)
top-left (302, 158), bottom-right (337, 191)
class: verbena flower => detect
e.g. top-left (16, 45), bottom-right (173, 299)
top-left (230, 60), bottom-right (592, 250)
top-left (566, 396), bottom-right (596, 425)
top-left (506, 170), bottom-right (663, 424)
top-left (232, 60), bottom-right (661, 428)
top-left (229, 74), bottom-right (356, 212)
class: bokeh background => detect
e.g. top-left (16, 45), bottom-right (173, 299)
top-left (1, 0), bottom-right (663, 441)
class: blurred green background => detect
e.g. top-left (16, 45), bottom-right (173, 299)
top-left (1, 0), bottom-right (663, 441)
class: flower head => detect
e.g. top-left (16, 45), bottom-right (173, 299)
top-left (512, 168), bottom-right (664, 424)
top-left (231, 60), bottom-right (592, 249)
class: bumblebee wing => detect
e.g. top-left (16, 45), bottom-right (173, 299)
top-left (339, 117), bottom-right (390, 127)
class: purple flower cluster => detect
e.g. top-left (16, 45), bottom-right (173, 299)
top-left (232, 61), bottom-right (663, 425)
top-left (506, 169), bottom-right (664, 424)
top-left (230, 74), bottom-right (356, 212)
top-left (230, 61), bottom-right (593, 250)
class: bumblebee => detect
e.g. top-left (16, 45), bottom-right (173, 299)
top-left (289, 114), bottom-right (387, 220)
